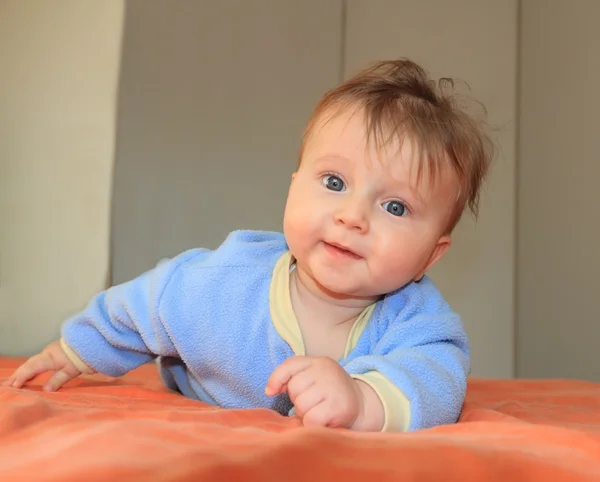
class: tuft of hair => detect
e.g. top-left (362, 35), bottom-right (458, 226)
top-left (299, 58), bottom-right (495, 232)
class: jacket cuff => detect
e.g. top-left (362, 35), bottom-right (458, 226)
top-left (60, 338), bottom-right (95, 374)
top-left (351, 371), bottom-right (410, 431)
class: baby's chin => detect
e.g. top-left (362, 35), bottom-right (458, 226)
top-left (313, 278), bottom-right (383, 304)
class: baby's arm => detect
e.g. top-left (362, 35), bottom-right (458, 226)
top-left (344, 289), bottom-right (470, 432)
top-left (5, 250), bottom-right (206, 389)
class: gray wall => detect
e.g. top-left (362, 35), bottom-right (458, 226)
top-left (111, 0), bottom-right (343, 282)
top-left (517, 0), bottom-right (600, 380)
top-left (112, 0), bottom-right (517, 378)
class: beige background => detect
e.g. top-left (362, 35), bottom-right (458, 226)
top-left (1, 1), bottom-right (598, 382)
top-left (0, 1), bottom-right (123, 353)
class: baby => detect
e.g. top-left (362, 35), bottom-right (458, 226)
top-left (4, 58), bottom-right (493, 432)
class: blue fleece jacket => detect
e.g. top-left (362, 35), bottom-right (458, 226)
top-left (61, 230), bottom-right (469, 431)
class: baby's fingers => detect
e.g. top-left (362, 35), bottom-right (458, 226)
top-left (3, 354), bottom-right (56, 388)
top-left (43, 369), bottom-right (77, 392)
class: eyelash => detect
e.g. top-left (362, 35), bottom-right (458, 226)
top-left (319, 172), bottom-right (412, 216)
top-left (322, 171), bottom-right (343, 181)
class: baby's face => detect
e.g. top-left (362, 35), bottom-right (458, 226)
top-left (283, 106), bottom-right (459, 299)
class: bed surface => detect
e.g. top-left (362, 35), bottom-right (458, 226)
top-left (1, 356), bottom-right (600, 481)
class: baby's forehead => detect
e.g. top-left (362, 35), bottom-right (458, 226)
top-left (309, 109), bottom-right (449, 170)
top-left (308, 104), bottom-right (429, 162)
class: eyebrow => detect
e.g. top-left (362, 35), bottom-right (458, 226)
top-left (313, 154), bottom-right (353, 166)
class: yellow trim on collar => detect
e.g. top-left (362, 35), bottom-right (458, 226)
top-left (268, 251), bottom-right (374, 358)
top-left (269, 252), bottom-right (305, 355)
top-left (343, 303), bottom-right (375, 358)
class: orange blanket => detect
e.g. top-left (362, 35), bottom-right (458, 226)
top-left (1, 357), bottom-right (600, 481)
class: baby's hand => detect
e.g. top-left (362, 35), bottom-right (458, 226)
top-left (2, 340), bottom-right (82, 392)
top-left (266, 355), bottom-right (365, 429)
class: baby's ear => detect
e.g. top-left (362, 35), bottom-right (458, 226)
top-left (291, 172), bottom-right (297, 180)
top-left (412, 235), bottom-right (451, 282)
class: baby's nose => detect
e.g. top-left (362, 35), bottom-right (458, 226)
top-left (334, 200), bottom-right (370, 233)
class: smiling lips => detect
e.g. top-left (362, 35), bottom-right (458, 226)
top-left (323, 241), bottom-right (363, 260)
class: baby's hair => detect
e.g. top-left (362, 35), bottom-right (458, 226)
top-left (298, 58), bottom-right (495, 232)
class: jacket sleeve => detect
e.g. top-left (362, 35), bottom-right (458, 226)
top-left (60, 249), bottom-right (209, 377)
top-left (343, 279), bottom-right (470, 432)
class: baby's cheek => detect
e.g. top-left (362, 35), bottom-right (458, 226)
top-left (285, 212), bottom-right (306, 237)
top-left (371, 249), bottom-right (415, 285)
top-left (284, 214), bottom-right (313, 255)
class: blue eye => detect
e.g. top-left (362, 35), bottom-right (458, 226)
top-left (382, 200), bottom-right (406, 217)
top-left (322, 175), bottom-right (345, 192)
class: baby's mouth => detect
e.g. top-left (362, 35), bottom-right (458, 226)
top-left (323, 242), bottom-right (362, 260)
